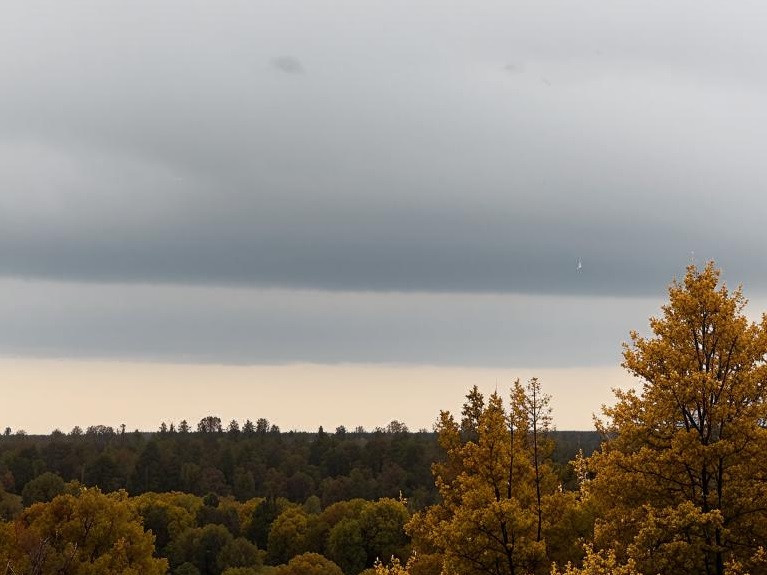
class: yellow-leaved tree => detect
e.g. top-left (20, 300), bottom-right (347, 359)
top-left (586, 262), bottom-right (767, 575)
top-left (0, 486), bottom-right (168, 575)
top-left (408, 380), bottom-right (585, 575)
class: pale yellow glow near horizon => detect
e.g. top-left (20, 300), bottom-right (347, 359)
top-left (0, 358), bottom-right (638, 434)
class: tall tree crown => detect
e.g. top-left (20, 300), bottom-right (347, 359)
top-left (591, 262), bottom-right (767, 575)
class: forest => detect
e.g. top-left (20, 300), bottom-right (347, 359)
top-left (3, 262), bottom-right (767, 575)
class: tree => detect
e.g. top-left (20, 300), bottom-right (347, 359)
top-left (83, 451), bottom-right (123, 491)
top-left (133, 491), bottom-right (201, 555)
top-left (233, 468), bottom-right (256, 501)
top-left (587, 263), bottom-right (767, 575)
top-left (217, 537), bottom-right (262, 572)
top-left (276, 552), bottom-right (344, 575)
top-left (359, 498), bottom-right (410, 566)
top-left (386, 421), bottom-right (408, 434)
top-left (511, 377), bottom-right (553, 543)
top-left (166, 524), bottom-right (233, 575)
top-left (198, 416), bottom-right (223, 434)
top-left (0, 487), bottom-right (167, 574)
top-left (132, 440), bottom-right (166, 493)
top-left (304, 494), bottom-right (322, 514)
top-left (267, 507), bottom-right (313, 564)
top-left (86, 424), bottom-right (115, 436)
top-left (245, 498), bottom-right (279, 549)
top-left (408, 384), bottom-right (571, 575)
top-left (256, 419), bottom-right (270, 435)
top-left (0, 485), bottom-right (22, 521)
top-left (327, 518), bottom-right (366, 574)
top-left (460, 385), bottom-right (485, 441)
top-left (21, 471), bottom-right (65, 506)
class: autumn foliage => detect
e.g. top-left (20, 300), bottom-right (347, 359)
top-left (407, 379), bottom-right (586, 575)
top-left (585, 263), bottom-right (767, 574)
top-left (0, 486), bottom-right (167, 574)
top-left (397, 263), bottom-right (767, 575)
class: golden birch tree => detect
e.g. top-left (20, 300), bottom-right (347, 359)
top-left (587, 262), bottom-right (767, 575)
top-left (408, 383), bottom-right (577, 575)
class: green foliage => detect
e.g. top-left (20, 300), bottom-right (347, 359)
top-left (305, 494), bottom-right (323, 514)
top-left (359, 498), bottom-right (410, 565)
top-left (267, 507), bottom-right (314, 564)
top-left (221, 568), bottom-right (261, 575)
top-left (218, 537), bottom-right (262, 571)
top-left (276, 552), bottom-right (344, 575)
top-left (245, 497), bottom-right (281, 548)
top-left (167, 523), bottom-right (234, 575)
top-left (21, 471), bottom-right (65, 506)
top-left (0, 420), bottom-right (592, 517)
top-left (0, 485), bottom-right (22, 520)
top-left (327, 518), bottom-right (366, 574)
top-left (134, 491), bottom-right (201, 554)
top-left (176, 563), bottom-right (202, 575)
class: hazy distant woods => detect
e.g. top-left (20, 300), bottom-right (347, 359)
top-left (0, 420), bottom-right (597, 508)
top-left (4, 263), bottom-right (767, 575)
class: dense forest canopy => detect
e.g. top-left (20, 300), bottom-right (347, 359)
top-left (3, 263), bottom-right (767, 575)
top-left (0, 423), bottom-right (598, 510)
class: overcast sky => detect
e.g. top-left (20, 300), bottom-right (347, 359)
top-left (2, 0), bottom-right (767, 431)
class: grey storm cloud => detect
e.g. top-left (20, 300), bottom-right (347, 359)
top-left (0, 278), bottom-right (660, 367)
top-left (1, 0), bottom-right (767, 297)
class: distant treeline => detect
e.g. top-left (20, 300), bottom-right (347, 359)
top-left (0, 416), bottom-right (600, 508)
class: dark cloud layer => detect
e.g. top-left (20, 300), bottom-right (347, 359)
top-left (0, 279), bottom-right (658, 367)
top-left (2, 1), bottom-right (767, 297)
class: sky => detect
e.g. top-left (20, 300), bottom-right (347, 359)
top-left (3, 0), bottom-right (767, 433)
